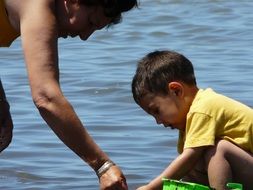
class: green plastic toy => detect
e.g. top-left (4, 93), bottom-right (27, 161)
top-left (162, 178), bottom-right (211, 190)
top-left (162, 178), bottom-right (243, 190)
top-left (227, 183), bottom-right (243, 190)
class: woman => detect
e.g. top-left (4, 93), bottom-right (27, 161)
top-left (0, 0), bottom-right (138, 189)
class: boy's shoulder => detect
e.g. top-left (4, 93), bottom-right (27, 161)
top-left (191, 88), bottom-right (222, 107)
top-left (189, 88), bottom-right (252, 115)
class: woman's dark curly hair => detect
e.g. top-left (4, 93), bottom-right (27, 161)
top-left (79, 0), bottom-right (138, 25)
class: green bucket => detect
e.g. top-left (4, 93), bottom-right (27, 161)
top-left (227, 183), bottom-right (243, 190)
top-left (162, 178), bottom-right (243, 190)
top-left (162, 178), bottom-right (211, 190)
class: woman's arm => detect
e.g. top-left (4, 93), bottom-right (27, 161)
top-left (19, 0), bottom-right (127, 189)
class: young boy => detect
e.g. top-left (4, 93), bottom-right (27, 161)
top-left (132, 50), bottom-right (253, 190)
top-left (1, 0), bottom-right (137, 189)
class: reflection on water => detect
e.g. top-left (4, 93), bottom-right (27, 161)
top-left (0, 1), bottom-right (253, 189)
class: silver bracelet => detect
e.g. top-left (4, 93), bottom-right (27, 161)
top-left (96, 160), bottom-right (116, 178)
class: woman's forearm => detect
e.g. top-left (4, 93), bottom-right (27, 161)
top-left (36, 94), bottom-right (109, 171)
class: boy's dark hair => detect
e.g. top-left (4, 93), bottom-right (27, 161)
top-left (132, 50), bottom-right (197, 104)
top-left (80, 0), bottom-right (138, 25)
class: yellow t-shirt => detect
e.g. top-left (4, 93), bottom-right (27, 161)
top-left (0, 0), bottom-right (19, 47)
top-left (177, 88), bottom-right (253, 154)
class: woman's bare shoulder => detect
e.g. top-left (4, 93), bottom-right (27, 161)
top-left (5, 0), bottom-right (56, 31)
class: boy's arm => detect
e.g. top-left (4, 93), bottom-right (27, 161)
top-left (138, 147), bottom-right (205, 190)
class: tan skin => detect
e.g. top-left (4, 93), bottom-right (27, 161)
top-left (136, 82), bottom-right (253, 190)
top-left (205, 140), bottom-right (253, 190)
top-left (1, 0), bottom-right (128, 189)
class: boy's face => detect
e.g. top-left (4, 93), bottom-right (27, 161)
top-left (58, 1), bottom-right (111, 40)
top-left (139, 92), bottom-right (186, 131)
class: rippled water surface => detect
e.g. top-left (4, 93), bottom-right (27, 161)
top-left (1, 1), bottom-right (253, 189)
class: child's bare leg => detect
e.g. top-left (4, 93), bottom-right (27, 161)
top-left (205, 140), bottom-right (253, 190)
top-left (204, 140), bottom-right (232, 189)
top-left (0, 80), bottom-right (13, 152)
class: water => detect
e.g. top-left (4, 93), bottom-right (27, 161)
top-left (1, 1), bottom-right (253, 189)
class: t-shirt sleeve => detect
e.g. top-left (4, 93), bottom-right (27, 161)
top-left (184, 112), bottom-right (216, 150)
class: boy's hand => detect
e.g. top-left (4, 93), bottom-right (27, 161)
top-left (99, 165), bottom-right (128, 190)
top-left (0, 100), bottom-right (13, 152)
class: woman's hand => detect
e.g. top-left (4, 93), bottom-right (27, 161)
top-left (99, 165), bottom-right (128, 190)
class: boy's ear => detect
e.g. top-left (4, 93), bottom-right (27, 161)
top-left (168, 82), bottom-right (183, 97)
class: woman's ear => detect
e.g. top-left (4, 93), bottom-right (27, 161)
top-left (65, 0), bottom-right (79, 9)
top-left (63, 0), bottom-right (80, 21)
top-left (168, 82), bottom-right (183, 97)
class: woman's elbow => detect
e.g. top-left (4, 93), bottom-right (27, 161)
top-left (32, 90), bottom-right (63, 112)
